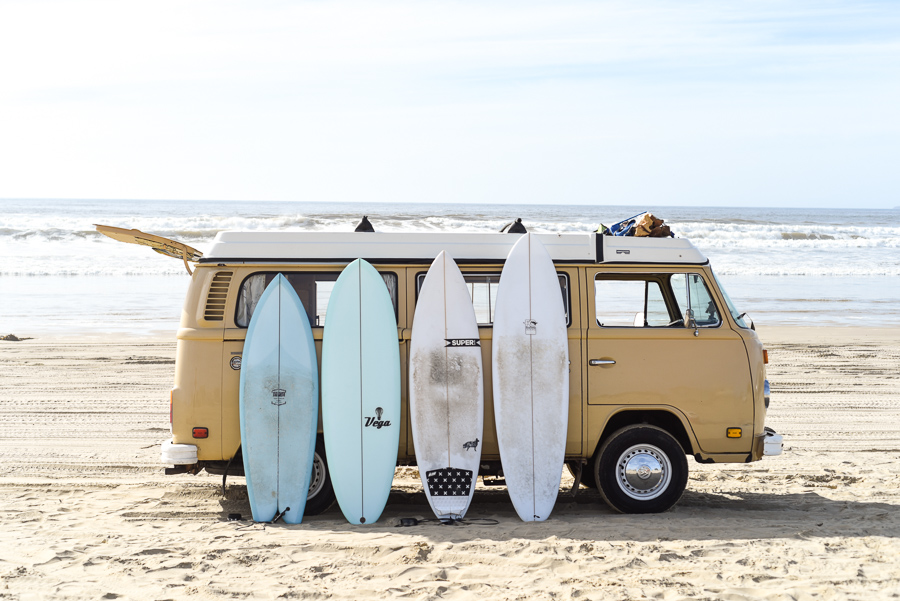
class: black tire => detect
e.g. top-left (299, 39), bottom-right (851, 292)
top-left (593, 425), bottom-right (688, 514)
top-left (304, 436), bottom-right (336, 516)
top-left (565, 461), bottom-right (597, 489)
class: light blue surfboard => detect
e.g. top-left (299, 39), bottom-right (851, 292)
top-left (240, 274), bottom-right (319, 524)
top-left (322, 259), bottom-right (401, 525)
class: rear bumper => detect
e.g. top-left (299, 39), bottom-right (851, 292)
top-left (161, 438), bottom-right (198, 465)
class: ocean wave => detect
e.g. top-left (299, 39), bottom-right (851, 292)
top-left (0, 216), bottom-right (604, 243)
top-left (3, 211), bottom-right (898, 241)
top-left (2, 202), bottom-right (898, 277)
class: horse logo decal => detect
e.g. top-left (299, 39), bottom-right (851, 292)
top-left (462, 438), bottom-right (479, 451)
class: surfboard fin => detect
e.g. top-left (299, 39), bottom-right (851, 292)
top-left (354, 216), bottom-right (375, 232)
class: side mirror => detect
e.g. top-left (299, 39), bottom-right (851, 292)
top-left (685, 309), bottom-right (699, 337)
top-left (737, 312), bottom-right (756, 331)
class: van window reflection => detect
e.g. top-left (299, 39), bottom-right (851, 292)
top-left (235, 271), bottom-right (398, 328)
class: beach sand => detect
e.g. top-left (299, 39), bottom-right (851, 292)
top-left (1, 326), bottom-right (899, 600)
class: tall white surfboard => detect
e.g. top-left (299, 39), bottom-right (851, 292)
top-left (240, 274), bottom-right (319, 524)
top-left (492, 233), bottom-right (569, 522)
top-left (322, 259), bottom-right (401, 525)
top-left (410, 251), bottom-right (484, 521)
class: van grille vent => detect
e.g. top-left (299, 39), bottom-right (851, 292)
top-left (204, 272), bottom-right (233, 322)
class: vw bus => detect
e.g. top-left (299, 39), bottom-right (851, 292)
top-left (98, 225), bottom-right (783, 515)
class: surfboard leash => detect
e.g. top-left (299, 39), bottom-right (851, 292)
top-left (270, 507), bottom-right (290, 524)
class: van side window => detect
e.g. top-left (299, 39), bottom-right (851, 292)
top-left (236, 271), bottom-right (399, 328)
top-left (594, 273), bottom-right (720, 328)
top-left (415, 273), bottom-right (570, 326)
top-left (670, 273), bottom-right (721, 327)
top-left (595, 278), bottom-right (670, 327)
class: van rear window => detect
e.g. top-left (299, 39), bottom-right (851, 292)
top-left (236, 271), bottom-right (398, 328)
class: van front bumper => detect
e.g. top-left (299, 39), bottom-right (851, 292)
top-left (749, 427), bottom-right (784, 461)
top-left (161, 438), bottom-right (198, 465)
top-left (763, 427), bottom-right (783, 456)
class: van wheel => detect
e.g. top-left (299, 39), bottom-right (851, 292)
top-left (594, 425), bottom-right (688, 514)
top-left (566, 461), bottom-right (597, 489)
top-left (304, 436), bottom-right (336, 516)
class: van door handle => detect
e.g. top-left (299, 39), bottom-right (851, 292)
top-left (589, 359), bottom-right (616, 366)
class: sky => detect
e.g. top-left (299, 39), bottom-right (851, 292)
top-left (1, 0), bottom-right (898, 208)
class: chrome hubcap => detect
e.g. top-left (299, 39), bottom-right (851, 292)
top-left (616, 444), bottom-right (671, 500)
top-left (307, 452), bottom-right (326, 500)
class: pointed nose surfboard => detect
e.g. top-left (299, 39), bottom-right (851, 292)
top-left (492, 233), bottom-right (570, 522)
top-left (410, 251), bottom-right (484, 521)
top-left (239, 274), bottom-right (319, 524)
top-left (322, 259), bottom-right (401, 525)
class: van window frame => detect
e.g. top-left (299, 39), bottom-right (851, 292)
top-left (414, 270), bottom-right (572, 328)
top-left (593, 271), bottom-right (722, 329)
top-left (234, 269), bottom-right (400, 328)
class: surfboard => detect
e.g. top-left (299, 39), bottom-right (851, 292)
top-left (239, 274), bottom-right (319, 524)
top-left (410, 251), bottom-right (484, 521)
top-left (94, 224), bottom-right (202, 274)
top-left (322, 259), bottom-right (401, 525)
top-left (492, 233), bottom-right (569, 522)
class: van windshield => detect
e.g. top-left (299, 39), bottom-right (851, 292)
top-left (711, 269), bottom-right (748, 328)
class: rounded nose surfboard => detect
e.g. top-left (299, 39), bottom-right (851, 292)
top-left (322, 259), bottom-right (401, 525)
top-left (410, 251), bottom-right (484, 521)
top-left (240, 274), bottom-right (319, 524)
top-left (492, 233), bottom-right (569, 522)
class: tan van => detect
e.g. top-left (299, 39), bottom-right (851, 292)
top-left (99, 225), bottom-right (783, 515)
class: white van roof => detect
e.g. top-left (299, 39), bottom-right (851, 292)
top-left (202, 232), bottom-right (708, 265)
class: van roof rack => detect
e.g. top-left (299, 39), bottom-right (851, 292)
top-left (201, 232), bottom-right (708, 265)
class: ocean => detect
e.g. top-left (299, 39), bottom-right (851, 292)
top-left (1, 199), bottom-right (898, 336)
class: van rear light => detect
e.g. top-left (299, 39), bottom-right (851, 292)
top-left (763, 349), bottom-right (769, 364)
top-left (192, 427), bottom-right (209, 439)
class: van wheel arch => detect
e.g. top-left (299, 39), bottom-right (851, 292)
top-left (590, 409), bottom-right (694, 461)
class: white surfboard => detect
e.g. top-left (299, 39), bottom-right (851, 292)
top-left (492, 233), bottom-right (569, 522)
top-left (321, 259), bottom-right (401, 525)
top-left (240, 274), bottom-right (319, 524)
top-left (410, 251), bottom-right (484, 521)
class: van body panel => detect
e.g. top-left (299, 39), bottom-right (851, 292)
top-left (706, 271), bottom-right (768, 453)
top-left (695, 452), bottom-right (750, 464)
top-left (585, 328), bottom-right (752, 454)
top-left (740, 330), bottom-right (768, 460)
top-left (173, 337), bottom-right (223, 460)
top-left (585, 265), bottom-right (753, 454)
top-left (221, 340), bottom-right (243, 459)
top-left (562, 267), bottom-right (585, 456)
top-left (585, 404), bottom-right (701, 459)
top-left (170, 249), bottom-right (766, 467)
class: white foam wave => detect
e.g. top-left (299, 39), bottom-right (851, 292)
top-left (679, 221), bottom-right (900, 248)
top-left (3, 211), bottom-right (898, 242)
top-left (2, 204), bottom-right (899, 277)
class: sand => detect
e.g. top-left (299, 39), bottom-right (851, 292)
top-left (1, 326), bottom-right (899, 600)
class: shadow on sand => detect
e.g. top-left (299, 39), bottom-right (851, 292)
top-left (216, 483), bottom-right (900, 544)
